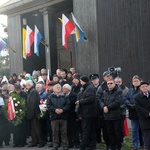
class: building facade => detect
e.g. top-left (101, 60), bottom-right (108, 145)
top-left (0, 0), bottom-right (150, 86)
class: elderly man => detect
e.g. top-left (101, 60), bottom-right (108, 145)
top-left (35, 83), bottom-right (47, 144)
top-left (75, 75), bottom-right (97, 150)
top-left (135, 82), bottom-right (150, 150)
top-left (100, 79), bottom-right (122, 150)
top-left (96, 71), bottom-right (113, 149)
top-left (26, 80), bottom-right (44, 148)
top-left (63, 84), bottom-right (80, 148)
top-left (35, 83), bottom-right (46, 101)
top-left (47, 83), bottom-right (70, 150)
top-left (89, 74), bottom-right (103, 144)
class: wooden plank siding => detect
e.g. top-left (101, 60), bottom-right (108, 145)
top-left (8, 15), bottom-right (23, 75)
top-left (73, 0), bottom-right (99, 76)
top-left (96, 0), bottom-right (150, 86)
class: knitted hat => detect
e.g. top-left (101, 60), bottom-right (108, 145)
top-left (73, 73), bottom-right (80, 80)
top-left (80, 75), bottom-right (89, 83)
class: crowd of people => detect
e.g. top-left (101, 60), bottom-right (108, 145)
top-left (0, 67), bottom-right (150, 150)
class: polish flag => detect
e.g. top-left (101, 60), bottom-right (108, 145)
top-left (7, 97), bottom-right (16, 121)
top-left (26, 25), bottom-right (34, 57)
top-left (62, 14), bottom-right (75, 49)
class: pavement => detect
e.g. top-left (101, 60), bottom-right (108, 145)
top-left (1, 143), bottom-right (102, 150)
top-left (1, 142), bottom-right (78, 150)
top-left (0, 134), bottom-right (103, 150)
top-left (0, 136), bottom-right (102, 150)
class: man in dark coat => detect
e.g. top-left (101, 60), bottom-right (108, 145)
top-left (99, 79), bottom-right (122, 150)
top-left (96, 71), bottom-right (113, 149)
top-left (125, 75), bottom-right (143, 150)
top-left (63, 84), bottom-right (80, 148)
top-left (135, 82), bottom-right (150, 150)
top-left (89, 74), bottom-right (102, 143)
top-left (75, 75), bottom-right (97, 150)
top-left (26, 80), bottom-right (44, 148)
top-left (47, 83), bottom-right (70, 150)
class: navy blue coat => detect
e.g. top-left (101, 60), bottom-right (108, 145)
top-left (47, 93), bottom-right (70, 121)
top-left (125, 87), bottom-right (140, 119)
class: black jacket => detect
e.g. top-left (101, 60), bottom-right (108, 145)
top-left (78, 82), bottom-right (97, 118)
top-left (100, 86), bottom-right (122, 120)
top-left (27, 87), bottom-right (40, 120)
top-left (46, 93), bottom-right (70, 121)
top-left (67, 91), bottom-right (77, 119)
top-left (71, 83), bottom-right (82, 94)
top-left (135, 92), bottom-right (150, 130)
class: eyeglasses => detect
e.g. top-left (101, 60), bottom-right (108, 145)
top-left (107, 82), bottom-right (114, 85)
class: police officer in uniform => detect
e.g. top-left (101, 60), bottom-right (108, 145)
top-left (89, 74), bottom-right (102, 143)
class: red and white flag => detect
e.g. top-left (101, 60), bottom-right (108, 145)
top-left (26, 25), bottom-right (34, 57)
top-left (7, 97), bottom-right (16, 121)
top-left (62, 14), bottom-right (75, 49)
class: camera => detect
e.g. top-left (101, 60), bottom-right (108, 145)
top-left (108, 66), bottom-right (121, 78)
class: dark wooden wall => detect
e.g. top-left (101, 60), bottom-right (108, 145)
top-left (73, 0), bottom-right (99, 76)
top-left (97, 0), bottom-right (150, 86)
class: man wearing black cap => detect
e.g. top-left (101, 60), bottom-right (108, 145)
top-left (75, 75), bottom-right (97, 150)
top-left (89, 74), bottom-right (102, 143)
top-left (89, 74), bottom-right (100, 91)
top-left (135, 82), bottom-right (150, 150)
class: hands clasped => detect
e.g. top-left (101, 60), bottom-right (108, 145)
top-left (55, 109), bottom-right (63, 114)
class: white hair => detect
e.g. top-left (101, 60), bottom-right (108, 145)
top-left (26, 80), bottom-right (33, 86)
top-left (36, 83), bottom-right (43, 89)
top-left (63, 84), bottom-right (72, 91)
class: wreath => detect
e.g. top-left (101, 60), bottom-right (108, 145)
top-left (5, 92), bottom-right (27, 126)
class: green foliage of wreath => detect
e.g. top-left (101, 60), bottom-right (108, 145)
top-left (5, 92), bottom-right (27, 126)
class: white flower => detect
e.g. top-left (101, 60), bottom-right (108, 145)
top-left (13, 98), bottom-right (16, 101)
top-left (15, 111), bottom-right (18, 114)
top-left (15, 103), bottom-right (18, 107)
top-left (17, 101), bottom-right (20, 104)
top-left (19, 109), bottom-right (22, 112)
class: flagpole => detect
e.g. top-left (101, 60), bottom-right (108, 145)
top-left (7, 45), bottom-right (16, 53)
top-left (40, 39), bottom-right (48, 47)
